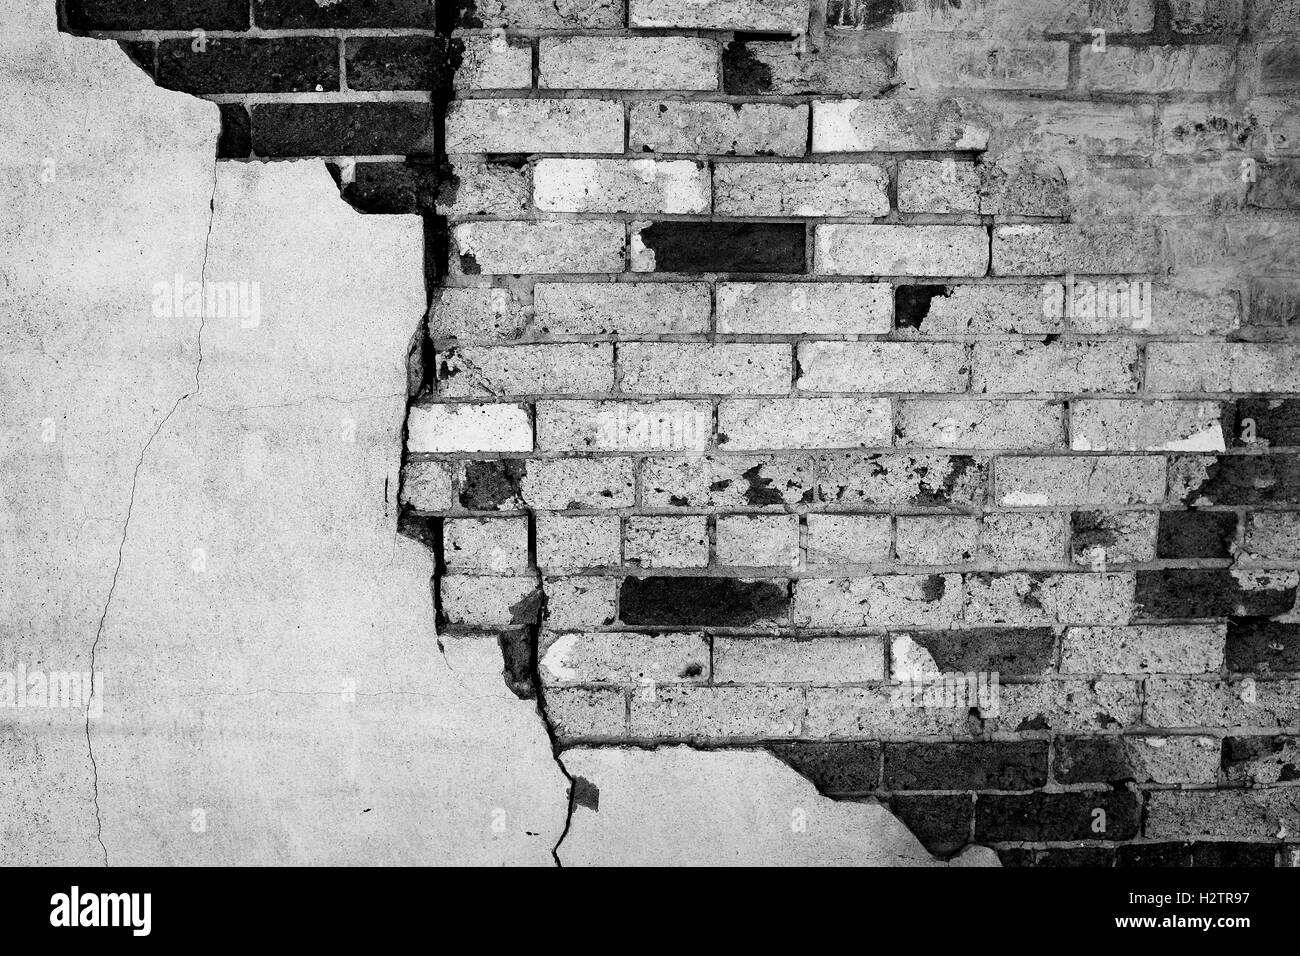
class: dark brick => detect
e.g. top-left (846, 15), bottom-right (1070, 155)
top-left (1226, 619), bottom-right (1300, 672)
top-left (1134, 569), bottom-right (1296, 619)
top-left (996, 847), bottom-right (1036, 866)
top-left (887, 794), bottom-right (972, 857)
top-left (636, 223), bottom-right (807, 274)
top-left (894, 285), bottom-right (952, 331)
top-left (827, 0), bottom-right (902, 29)
top-left (459, 459), bottom-right (525, 510)
top-left (975, 791), bottom-right (1140, 842)
top-left (1250, 159), bottom-right (1300, 209)
top-left (1033, 847), bottom-right (1114, 867)
top-left (217, 104), bottom-right (251, 159)
top-left (1156, 511), bottom-right (1237, 559)
top-left (1223, 735), bottom-right (1300, 784)
top-left (619, 576), bottom-right (790, 626)
top-left (721, 40), bottom-right (774, 95)
top-left (1246, 280), bottom-right (1300, 334)
top-left (1054, 737), bottom-right (1139, 784)
top-left (1232, 399), bottom-right (1300, 447)
top-left (767, 741), bottom-right (881, 795)
top-left (1191, 842), bottom-right (1278, 866)
top-left (158, 38), bottom-right (339, 95)
top-left (1115, 842), bottom-right (1191, 867)
top-left (1261, 41), bottom-right (1300, 93)
top-left (255, 0), bottom-right (438, 28)
top-left (334, 162), bottom-right (439, 215)
top-left (345, 37), bottom-right (457, 93)
top-left (251, 103), bottom-right (437, 158)
top-left (883, 741), bottom-right (1047, 791)
top-left (1176, 455), bottom-right (1300, 505)
top-left (116, 40), bottom-right (155, 77)
top-left (67, 0), bottom-right (249, 30)
top-left (904, 628), bottom-right (1056, 677)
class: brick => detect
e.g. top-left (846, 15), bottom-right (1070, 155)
top-left (634, 222), bottom-right (806, 274)
top-left (973, 342), bottom-right (1138, 394)
top-left (803, 685), bottom-right (977, 737)
top-left (767, 742), bottom-right (881, 795)
top-left (251, 103), bottom-right (436, 158)
top-left (717, 282), bottom-right (892, 335)
top-left (979, 157), bottom-right (1070, 217)
top-left (806, 515), bottom-right (891, 565)
top-left (1078, 45), bottom-right (1234, 93)
top-left (983, 98), bottom-right (1156, 157)
top-left (217, 104), bottom-right (251, 159)
top-left (798, 342), bottom-right (970, 393)
top-left (719, 398), bottom-right (891, 450)
top-left (255, 0), bottom-right (435, 26)
top-left (157, 38), bottom-right (338, 95)
top-left (1134, 569), bottom-right (1297, 619)
top-left (1145, 677), bottom-right (1300, 727)
top-left (895, 516), bottom-right (979, 563)
top-left (976, 792), bottom-right (1139, 842)
top-left (338, 162), bottom-right (437, 215)
top-left (713, 162), bottom-right (889, 217)
top-left (812, 98), bottom-right (992, 152)
top-left (883, 741), bottom-right (1047, 791)
top-left (429, 288), bottom-right (531, 343)
top-left (1170, 454), bottom-right (1300, 505)
top-left (520, 458), bottom-right (636, 510)
top-left (69, 0), bottom-right (249, 29)
top-left (964, 572), bottom-right (1134, 625)
top-left (1224, 735), bottom-right (1300, 786)
top-left (620, 343), bottom-right (791, 395)
top-left (898, 38), bottom-right (1069, 91)
top-left (716, 514), bottom-right (799, 567)
top-left (407, 403), bottom-right (532, 453)
top-left (539, 37), bottom-right (718, 91)
top-left (539, 631), bottom-right (709, 684)
top-left (1147, 788), bottom-right (1300, 840)
top-left (714, 636), bottom-right (885, 683)
top-left (437, 344), bottom-right (614, 397)
top-left (400, 461), bottom-right (454, 514)
top-left (1146, 344), bottom-right (1300, 392)
top-left (895, 400), bottom-right (1063, 450)
top-left (1156, 511), bottom-right (1238, 558)
top-left (537, 400), bottom-right (710, 452)
top-left (455, 36), bottom-right (533, 91)
top-left (533, 282), bottom-right (710, 336)
top-left (631, 684), bottom-right (804, 738)
top-left (545, 575), bottom-right (618, 629)
top-left (894, 284), bottom-right (1061, 337)
top-left (1171, 0), bottom-right (1245, 33)
top-left (1233, 399), bottom-right (1300, 448)
top-left (893, 628), bottom-right (1057, 677)
top-left (816, 225), bottom-right (989, 277)
top-left (898, 160), bottom-right (980, 214)
top-left (547, 686), bottom-right (628, 739)
top-left (624, 516), bottom-right (709, 569)
top-left (631, 101), bottom-right (808, 156)
top-left (1115, 843), bottom-right (1191, 867)
top-left (993, 224), bottom-right (1158, 276)
top-left (441, 574), bottom-right (542, 628)
top-left (536, 515), bottom-right (620, 571)
top-left (1071, 286), bottom-right (1238, 337)
top-left (444, 517), bottom-right (530, 572)
top-left (996, 456), bottom-right (1166, 507)
top-left (792, 575), bottom-right (963, 628)
top-left (1161, 101), bottom-right (1281, 155)
top-left (452, 221), bottom-right (626, 275)
top-left (344, 37), bottom-right (454, 93)
top-left (630, 0), bottom-right (807, 30)
top-left (991, 679), bottom-right (1143, 732)
top-left (722, 36), bottom-right (895, 96)
top-left (1061, 625), bottom-right (1225, 675)
top-left (445, 99), bottom-right (624, 155)
top-left (533, 159), bottom-right (709, 214)
top-left (980, 512), bottom-right (1069, 563)
top-left (1070, 510), bottom-right (1157, 566)
top-left (620, 576), bottom-right (790, 626)
top-left (888, 794), bottom-right (973, 856)
top-left (1033, 848), bottom-right (1116, 867)
top-left (1225, 619), bottom-right (1300, 672)
top-left (1192, 843), bottom-right (1279, 866)
top-left (466, 0), bottom-right (624, 28)
top-left (1071, 401), bottom-right (1226, 452)
top-left (1055, 735), bottom-right (1220, 785)
top-left (1242, 512), bottom-right (1300, 562)
top-left (827, 0), bottom-right (1155, 31)
top-left (458, 459), bottom-right (526, 510)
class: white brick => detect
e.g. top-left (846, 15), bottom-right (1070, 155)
top-left (798, 342), bottom-right (970, 392)
top-left (896, 399), bottom-right (1064, 449)
top-left (996, 456), bottom-right (1167, 507)
top-left (620, 343), bottom-right (791, 395)
top-left (456, 36), bottom-right (532, 90)
top-left (536, 515), bottom-right (622, 571)
top-left (812, 98), bottom-right (992, 152)
top-left (631, 101), bottom-right (807, 156)
top-left (540, 631), bottom-right (710, 684)
top-left (714, 636), bottom-right (885, 683)
top-left (1070, 401), bottom-right (1226, 451)
top-left (445, 99), bottom-right (624, 154)
top-left (1145, 344), bottom-right (1300, 392)
top-left (719, 397), bottom-right (891, 449)
top-left (630, 0), bottom-right (807, 31)
top-left (716, 514), bottom-right (799, 567)
top-left (533, 159), bottom-right (709, 214)
top-left (816, 225), bottom-right (990, 277)
top-left (407, 402), bottom-right (533, 453)
top-left (521, 457), bottom-right (636, 510)
top-left (537, 400), bottom-right (711, 451)
top-left (716, 281), bottom-right (891, 335)
top-left (533, 282), bottom-right (709, 336)
top-left (539, 37), bottom-right (719, 90)
top-left (807, 515), bottom-right (891, 565)
top-left (713, 162), bottom-right (889, 217)
top-left (625, 516), bottom-right (709, 568)
top-left (444, 517), bottom-right (530, 572)
top-left (793, 575), bottom-right (963, 627)
top-left (452, 221), bottom-right (625, 275)
top-left (1061, 625), bottom-right (1226, 674)
top-left (437, 343), bottom-right (614, 396)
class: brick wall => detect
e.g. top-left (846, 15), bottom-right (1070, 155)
top-left (69, 0), bottom-right (1300, 866)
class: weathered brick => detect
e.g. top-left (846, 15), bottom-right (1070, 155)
top-left (816, 225), bottom-right (990, 277)
top-left (714, 636), bottom-right (885, 683)
top-left (1259, 40), bottom-right (1300, 93)
top-left (898, 38), bottom-right (1069, 91)
top-left (441, 574), bottom-right (542, 628)
top-left (1146, 344), bottom-right (1300, 392)
top-left (1061, 625), bottom-right (1226, 674)
top-left (985, 98), bottom-right (1156, 157)
top-left (533, 282), bottom-right (710, 336)
top-left (445, 99), bottom-right (624, 154)
top-left (251, 103), bottom-right (436, 157)
top-left (522, 458), bottom-right (636, 510)
top-left (792, 575), bottom-right (963, 628)
top-left (69, 0), bottom-right (249, 29)
top-left (255, 0), bottom-right (435, 27)
top-left (1232, 398), bottom-right (1300, 448)
top-left (1134, 569), bottom-right (1297, 619)
top-left (444, 517), bottom-right (530, 572)
top-left (631, 684), bottom-right (805, 738)
top-left (719, 398), bottom-right (891, 449)
top-left (539, 37), bottom-right (718, 91)
top-left (537, 400), bottom-right (710, 452)
top-left (993, 224), bottom-right (1159, 275)
top-left (534, 159), bottom-right (709, 214)
top-left (894, 283), bottom-right (1061, 337)
top-left (1225, 619), bottom-right (1300, 672)
top-left (438, 344), bottom-right (614, 397)
top-left (996, 456), bottom-right (1166, 507)
top-left (1144, 677), bottom-right (1300, 727)
top-left (991, 679), bottom-right (1143, 732)
top-left (803, 685), bottom-right (976, 737)
top-left (884, 741), bottom-right (1047, 791)
top-left (976, 792), bottom-right (1140, 842)
top-left (539, 631), bottom-right (709, 684)
top-left (964, 572), bottom-right (1134, 625)
top-left (1055, 735), bottom-right (1220, 785)
top-left (634, 222), bottom-right (807, 274)
top-left (630, 0), bottom-right (807, 30)
top-left (455, 36), bottom-right (533, 91)
top-left (624, 516), bottom-right (709, 569)
top-left (545, 575), bottom-right (619, 629)
top-left (438, 162), bottom-right (530, 217)
top-left (536, 515), bottom-right (620, 571)
top-left (1156, 511), bottom-right (1238, 558)
top-left (1170, 454), bottom-right (1300, 505)
top-left (767, 742), bottom-right (881, 795)
top-left (547, 686), bottom-right (628, 739)
top-left (1146, 788), bottom-right (1300, 840)
top-left (980, 512), bottom-right (1070, 563)
top-left (895, 516), bottom-right (979, 563)
top-left (1068, 286), bottom-right (1238, 337)
top-left (1070, 510), bottom-right (1157, 566)
top-left (1224, 735), bottom-right (1300, 785)
top-left (159, 38), bottom-right (339, 94)
top-left (826, 0), bottom-right (1155, 32)
top-left (717, 281), bottom-right (892, 335)
top-left (798, 342), bottom-right (970, 393)
top-left (1171, 0), bottom-right (1245, 33)
top-left (723, 36), bottom-right (895, 96)
top-left (338, 161), bottom-right (437, 215)
top-left (812, 97), bottom-right (992, 152)
top-left (1071, 400), bottom-right (1226, 452)
top-left (344, 37), bottom-right (453, 92)
top-left (888, 794), bottom-right (973, 856)
top-left (893, 627), bottom-right (1057, 677)
top-left (1242, 512), bottom-right (1300, 562)
top-left (453, 221), bottom-right (626, 276)
top-left (217, 104), bottom-right (251, 159)
top-left (714, 162), bottom-right (889, 217)
top-left (806, 514), bottom-right (892, 564)
top-left (973, 342), bottom-right (1139, 393)
top-left (631, 101), bottom-right (808, 156)
top-left (465, 0), bottom-right (624, 28)
top-left (620, 343), bottom-right (791, 395)
top-left (716, 514), bottom-right (798, 568)
top-left (895, 400), bottom-right (1063, 449)
top-left (897, 160), bottom-right (981, 214)
top-left (458, 459), bottom-right (526, 510)
top-left (620, 576), bottom-right (790, 626)
top-left (1078, 45), bottom-right (1235, 93)
top-left (407, 403), bottom-right (532, 453)
top-left (400, 461), bottom-right (454, 514)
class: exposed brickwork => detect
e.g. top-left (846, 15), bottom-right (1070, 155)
top-left (76, 0), bottom-right (1300, 866)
